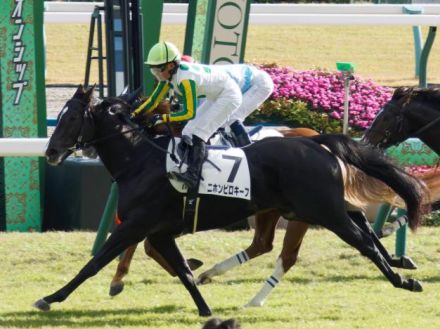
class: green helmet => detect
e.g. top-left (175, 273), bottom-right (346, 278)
top-left (145, 41), bottom-right (181, 66)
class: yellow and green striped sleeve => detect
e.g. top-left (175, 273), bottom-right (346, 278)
top-left (166, 79), bottom-right (197, 123)
top-left (132, 81), bottom-right (170, 117)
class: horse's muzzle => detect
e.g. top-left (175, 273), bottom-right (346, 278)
top-left (45, 148), bottom-right (72, 166)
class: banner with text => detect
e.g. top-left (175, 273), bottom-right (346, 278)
top-left (0, 0), bottom-right (47, 231)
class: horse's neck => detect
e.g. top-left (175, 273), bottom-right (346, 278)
top-left (94, 124), bottom-right (158, 179)
top-left (407, 105), bottom-right (440, 155)
top-left (419, 131), bottom-right (440, 155)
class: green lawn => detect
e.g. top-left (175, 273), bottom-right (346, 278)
top-left (45, 24), bottom-right (440, 86)
top-left (1, 228), bottom-right (440, 328)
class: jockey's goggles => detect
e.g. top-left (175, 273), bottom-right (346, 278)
top-left (148, 64), bottom-right (167, 72)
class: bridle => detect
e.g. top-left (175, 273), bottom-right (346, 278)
top-left (365, 102), bottom-right (405, 148)
top-left (366, 100), bottom-right (440, 148)
top-left (62, 98), bottom-right (179, 164)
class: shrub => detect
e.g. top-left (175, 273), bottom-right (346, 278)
top-left (425, 211), bottom-right (440, 227)
top-left (245, 97), bottom-right (344, 133)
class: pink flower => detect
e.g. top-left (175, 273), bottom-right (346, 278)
top-left (261, 64), bottom-right (393, 130)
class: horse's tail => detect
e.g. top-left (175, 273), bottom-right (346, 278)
top-left (311, 134), bottom-right (429, 231)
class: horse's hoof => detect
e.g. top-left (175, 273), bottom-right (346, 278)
top-left (244, 300), bottom-right (264, 308)
top-left (381, 224), bottom-right (397, 238)
top-left (109, 282), bottom-right (124, 296)
top-left (400, 256), bottom-right (418, 270)
top-left (409, 279), bottom-right (423, 292)
top-left (196, 275), bottom-right (212, 285)
top-left (187, 258), bottom-right (204, 271)
top-left (33, 299), bottom-right (50, 312)
top-left (199, 309), bottom-right (212, 317)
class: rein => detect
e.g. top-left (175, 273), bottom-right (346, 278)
top-left (69, 100), bottom-right (179, 164)
top-left (367, 101), bottom-right (440, 147)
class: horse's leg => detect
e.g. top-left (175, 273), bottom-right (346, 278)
top-left (246, 220), bottom-right (309, 307)
top-left (33, 221), bottom-right (147, 311)
top-left (144, 239), bottom-right (204, 276)
top-left (148, 233), bottom-right (212, 317)
top-left (110, 238), bottom-right (205, 297)
top-left (379, 215), bottom-right (409, 239)
top-left (109, 243), bottom-right (138, 296)
top-left (348, 211), bottom-right (417, 270)
top-left (197, 209), bottom-right (280, 284)
top-left (329, 213), bottom-right (422, 292)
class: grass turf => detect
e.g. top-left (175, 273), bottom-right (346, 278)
top-left (45, 24), bottom-right (440, 87)
top-left (1, 228), bottom-right (440, 328)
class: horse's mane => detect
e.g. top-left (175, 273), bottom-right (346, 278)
top-left (393, 87), bottom-right (440, 111)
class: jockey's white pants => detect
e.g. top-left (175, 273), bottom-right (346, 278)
top-left (182, 79), bottom-right (242, 142)
top-left (225, 68), bottom-right (274, 125)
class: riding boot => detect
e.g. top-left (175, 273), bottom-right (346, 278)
top-left (172, 135), bottom-right (207, 189)
top-left (230, 120), bottom-right (252, 147)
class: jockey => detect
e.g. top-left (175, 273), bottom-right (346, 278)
top-left (131, 41), bottom-right (273, 189)
top-left (177, 56), bottom-right (274, 146)
top-left (219, 64), bottom-right (274, 146)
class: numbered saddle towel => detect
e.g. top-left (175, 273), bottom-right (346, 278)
top-left (166, 139), bottom-right (251, 200)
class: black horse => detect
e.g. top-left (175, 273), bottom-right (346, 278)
top-left (363, 87), bottom-right (440, 211)
top-left (35, 86), bottom-right (428, 316)
top-left (363, 87), bottom-right (440, 155)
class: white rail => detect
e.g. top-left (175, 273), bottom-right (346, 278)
top-left (0, 138), bottom-right (49, 157)
top-left (44, 3), bottom-right (440, 25)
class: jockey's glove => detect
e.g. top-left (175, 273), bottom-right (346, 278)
top-left (129, 111), bottom-right (139, 120)
top-left (129, 99), bottom-right (143, 119)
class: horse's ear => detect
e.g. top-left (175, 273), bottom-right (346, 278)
top-left (84, 85), bottom-right (95, 102)
top-left (118, 86), bottom-right (129, 98)
top-left (118, 86), bottom-right (144, 105)
top-left (74, 84), bottom-right (85, 97)
top-left (392, 87), bottom-right (412, 101)
top-left (127, 86), bottom-right (143, 104)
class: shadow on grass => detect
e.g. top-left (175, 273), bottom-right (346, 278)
top-left (284, 273), bottom-right (386, 284)
top-left (420, 275), bottom-right (440, 283)
top-left (225, 273), bottom-right (386, 285)
top-left (0, 306), bottom-right (202, 328)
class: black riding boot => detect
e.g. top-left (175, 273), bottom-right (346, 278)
top-left (230, 120), bottom-right (252, 147)
top-left (172, 135), bottom-right (207, 189)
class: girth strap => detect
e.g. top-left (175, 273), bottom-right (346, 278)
top-left (183, 189), bottom-right (201, 233)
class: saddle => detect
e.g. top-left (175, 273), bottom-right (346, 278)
top-left (166, 138), bottom-right (251, 231)
top-left (142, 99), bottom-right (280, 228)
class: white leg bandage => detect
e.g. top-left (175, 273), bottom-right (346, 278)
top-left (245, 257), bottom-right (285, 307)
top-left (215, 250), bottom-right (250, 274)
top-left (198, 251), bottom-right (249, 283)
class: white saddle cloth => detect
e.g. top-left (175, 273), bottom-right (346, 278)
top-left (166, 138), bottom-right (251, 200)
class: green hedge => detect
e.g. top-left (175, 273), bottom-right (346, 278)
top-left (244, 98), bottom-right (345, 134)
top-left (425, 210), bottom-right (440, 227)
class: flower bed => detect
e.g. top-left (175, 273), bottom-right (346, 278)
top-left (246, 64), bottom-right (393, 136)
